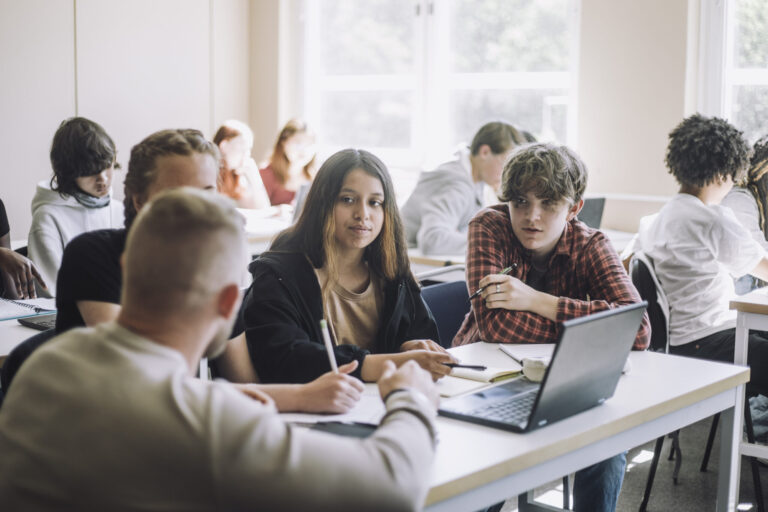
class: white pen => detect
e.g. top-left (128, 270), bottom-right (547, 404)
top-left (319, 319), bottom-right (339, 374)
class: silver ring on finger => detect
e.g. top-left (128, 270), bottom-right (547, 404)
top-left (496, 284), bottom-right (500, 293)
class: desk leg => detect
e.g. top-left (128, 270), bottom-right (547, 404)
top-left (717, 391), bottom-right (744, 512)
top-left (735, 316), bottom-right (749, 365)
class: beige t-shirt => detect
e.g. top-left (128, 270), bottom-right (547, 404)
top-left (314, 267), bottom-right (384, 351)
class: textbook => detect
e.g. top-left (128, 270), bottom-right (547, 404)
top-left (0, 297), bottom-right (56, 321)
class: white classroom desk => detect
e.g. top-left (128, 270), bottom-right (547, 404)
top-left (729, 287), bottom-right (768, 505)
top-left (0, 318), bottom-right (36, 366)
top-left (424, 346), bottom-right (747, 510)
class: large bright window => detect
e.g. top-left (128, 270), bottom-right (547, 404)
top-left (302, 0), bottom-right (579, 168)
top-left (724, 0), bottom-right (768, 143)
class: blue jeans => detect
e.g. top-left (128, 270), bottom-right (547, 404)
top-left (573, 452), bottom-right (627, 512)
top-left (479, 452), bottom-right (626, 512)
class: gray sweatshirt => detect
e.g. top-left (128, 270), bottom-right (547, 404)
top-left (28, 181), bottom-right (123, 295)
top-left (401, 148), bottom-right (485, 255)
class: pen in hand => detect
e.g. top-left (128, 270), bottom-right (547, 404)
top-left (442, 363), bottom-right (487, 371)
top-left (468, 265), bottom-right (516, 301)
top-left (319, 319), bottom-right (339, 374)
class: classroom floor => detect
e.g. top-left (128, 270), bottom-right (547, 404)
top-left (497, 414), bottom-right (767, 511)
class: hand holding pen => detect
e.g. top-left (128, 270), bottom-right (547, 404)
top-left (468, 265), bottom-right (516, 301)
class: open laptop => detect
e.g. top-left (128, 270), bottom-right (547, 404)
top-left (439, 301), bottom-right (647, 432)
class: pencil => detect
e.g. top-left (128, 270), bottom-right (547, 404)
top-left (319, 319), bottom-right (339, 374)
top-left (468, 265), bottom-right (516, 301)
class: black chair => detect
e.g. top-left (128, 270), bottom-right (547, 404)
top-left (0, 328), bottom-right (58, 406)
top-left (631, 252), bottom-right (764, 512)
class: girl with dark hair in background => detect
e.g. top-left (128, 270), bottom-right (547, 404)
top-left (27, 117), bottom-right (123, 295)
top-left (243, 148), bottom-right (457, 385)
top-left (259, 119), bottom-right (317, 206)
top-left (722, 136), bottom-right (768, 293)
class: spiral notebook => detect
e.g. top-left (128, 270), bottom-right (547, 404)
top-left (0, 297), bottom-right (56, 321)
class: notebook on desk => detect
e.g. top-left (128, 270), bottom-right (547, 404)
top-left (439, 302), bottom-right (647, 433)
top-left (0, 297), bottom-right (56, 321)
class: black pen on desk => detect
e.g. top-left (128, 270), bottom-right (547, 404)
top-left (468, 265), bottom-right (516, 301)
top-left (442, 363), bottom-right (487, 371)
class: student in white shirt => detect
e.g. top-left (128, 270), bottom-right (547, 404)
top-left (27, 117), bottom-right (123, 295)
top-left (721, 135), bottom-right (768, 293)
top-left (0, 188), bottom-right (439, 512)
top-left (628, 114), bottom-right (768, 390)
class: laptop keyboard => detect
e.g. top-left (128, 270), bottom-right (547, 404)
top-left (468, 390), bottom-right (536, 426)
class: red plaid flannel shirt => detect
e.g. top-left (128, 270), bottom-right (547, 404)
top-left (453, 205), bottom-right (650, 350)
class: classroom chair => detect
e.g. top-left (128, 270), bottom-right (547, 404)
top-left (420, 279), bottom-right (470, 348)
top-left (631, 252), bottom-right (765, 512)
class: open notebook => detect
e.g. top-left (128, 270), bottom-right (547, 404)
top-left (0, 297), bottom-right (56, 321)
top-left (437, 342), bottom-right (523, 398)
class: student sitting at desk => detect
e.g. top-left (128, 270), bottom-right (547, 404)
top-left (52, 129), bottom-right (363, 414)
top-left (627, 114), bottom-right (768, 391)
top-left (27, 118), bottom-right (124, 296)
top-left (0, 188), bottom-right (439, 511)
top-left (401, 121), bottom-right (530, 256)
top-left (453, 143), bottom-right (650, 512)
top-left (259, 119), bottom-right (317, 206)
top-left (721, 135), bottom-right (768, 293)
top-left (243, 148), bottom-right (457, 384)
top-left (213, 119), bottom-right (270, 209)
top-left (0, 198), bottom-right (46, 299)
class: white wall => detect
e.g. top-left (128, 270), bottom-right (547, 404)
top-left (577, 0), bottom-right (692, 230)
top-left (0, 0), bottom-right (76, 240)
top-left (249, 0), bottom-right (281, 163)
top-left (0, 0), bottom-right (251, 237)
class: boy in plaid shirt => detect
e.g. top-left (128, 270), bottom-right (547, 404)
top-left (454, 143), bottom-right (649, 512)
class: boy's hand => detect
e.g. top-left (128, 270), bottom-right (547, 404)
top-left (481, 274), bottom-right (558, 321)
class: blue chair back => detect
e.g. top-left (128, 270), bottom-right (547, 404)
top-left (421, 280), bottom-right (470, 348)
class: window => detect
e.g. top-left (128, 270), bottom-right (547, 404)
top-left (301, 0), bottom-right (579, 168)
top-left (724, 0), bottom-right (768, 143)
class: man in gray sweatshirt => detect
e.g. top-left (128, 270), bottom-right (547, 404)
top-left (401, 122), bottom-right (530, 256)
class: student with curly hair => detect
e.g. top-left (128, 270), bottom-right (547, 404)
top-left (721, 135), bottom-right (768, 293)
top-left (628, 114), bottom-right (768, 388)
top-left (27, 117), bottom-right (123, 295)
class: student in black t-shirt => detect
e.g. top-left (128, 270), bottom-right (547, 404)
top-left (53, 129), bottom-right (363, 414)
top-left (0, 199), bottom-right (47, 299)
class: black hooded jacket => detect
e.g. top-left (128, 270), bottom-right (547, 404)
top-left (242, 251), bottom-right (439, 383)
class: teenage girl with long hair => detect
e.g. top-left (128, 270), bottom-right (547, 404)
top-left (244, 148), bottom-right (457, 383)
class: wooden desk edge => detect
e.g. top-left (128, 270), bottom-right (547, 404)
top-left (730, 300), bottom-right (768, 315)
top-left (425, 368), bottom-right (749, 505)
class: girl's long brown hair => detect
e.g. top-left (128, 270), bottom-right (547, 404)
top-left (271, 148), bottom-right (416, 298)
top-left (745, 136), bottom-right (768, 239)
